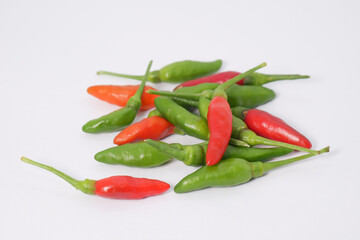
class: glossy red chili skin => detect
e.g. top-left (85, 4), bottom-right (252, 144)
top-left (206, 97), bottom-right (233, 166)
top-left (174, 71), bottom-right (243, 90)
top-left (244, 109), bottom-right (312, 149)
top-left (94, 176), bottom-right (170, 199)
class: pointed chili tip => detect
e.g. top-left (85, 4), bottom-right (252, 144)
top-left (206, 159), bottom-right (218, 166)
top-left (160, 181), bottom-right (171, 192)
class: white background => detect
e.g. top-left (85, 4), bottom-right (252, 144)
top-left (1, 0), bottom-right (359, 239)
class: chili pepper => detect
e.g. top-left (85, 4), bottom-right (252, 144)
top-left (21, 157), bottom-right (169, 199)
top-left (97, 59), bottom-right (222, 83)
top-left (204, 63), bottom-right (267, 165)
top-left (174, 71), bottom-right (309, 90)
top-left (154, 97), bottom-right (210, 140)
top-left (95, 141), bottom-right (175, 167)
top-left (231, 106), bottom-right (312, 148)
top-left (147, 95), bottom-right (202, 118)
top-left (174, 146), bottom-right (329, 193)
top-left (146, 139), bottom-right (294, 165)
top-left (206, 97), bottom-right (232, 165)
top-left (241, 109), bottom-right (312, 149)
top-left (148, 84), bottom-right (275, 109)
top-left (82, 61), bottom-right (152, 133)
top-left (113, 116), bottom-right (184, 145)
top-left (225, 85), bottom-right (275, 108)
top-left (87, 85), bottom-right (159, 111)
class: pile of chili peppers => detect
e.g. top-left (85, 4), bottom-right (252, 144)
top-left (22, 59), bottom-right (330, 199)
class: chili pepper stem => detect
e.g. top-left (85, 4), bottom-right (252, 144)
top-left (130, 61), bottom-right (153, 101)
top-left (229, 138), bottom-right (250, 147)
top-left (239, 129), bottom-right (320, 154)
top-left (96, 71), bottom-right (145, 81)
top-left (255, 135), bottom-right (320, 154)
top-left (21, 156), bottom-right (96, 195)
top-left (147, 90), bottom-right (201, 100)
top-left (245, 73), bottom-right (310, 85)
top-left (172, 97), bottom-right (199, 107)
top-left (263, 146), bottom-right (329, 172)
top-left (261, 74), bottom-right (310, 81)
top-left (146, 139), bottom-right (186, 161)
top-left (218, 62), bottom-right (267, 90)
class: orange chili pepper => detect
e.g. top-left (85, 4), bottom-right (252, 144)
top-left (114, 116), bottom-right (175, 145)
top-left (87, 85), bottom-right (159, 111)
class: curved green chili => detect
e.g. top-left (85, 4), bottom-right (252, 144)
top-left (174, 146), bottom-right (329, 193)
top-left (82, 61), bottom-right (153, 133)
top-left (94, 141), bottom-right (177, 167)
top-left (154, 97), bottom-right (210, 140)
top-left (146, 139), bottom-right (294, 165)
top-left (97, 59), bottom-right (222, 83)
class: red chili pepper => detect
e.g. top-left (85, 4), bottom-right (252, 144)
top-left (114, 116), bottom-right (175, 145)
top-left (95, 176), bottom-right (169, 199)
top-left (87, 85), bottom-right (159, 111)
top-left (21, 157), bottom-right (170, 199)
top-left (243, 109), bottom-right (312, 149)
top-left (206, 96), bottom-right (233, 166)
top-left (174, 71), bottom-right (309, 90)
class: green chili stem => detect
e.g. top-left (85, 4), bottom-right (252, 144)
top-left (229, 138), bottom-right (250, 147)
top-left (260, 74), bottom-right (309, 81)
top-left (263, 146), bottom-right (329, 172)
top-left (96, 71), bottom-right (145, 81)
top-left (132, 61), bottom-right (153, 100)
top-left (146, 140), bottom-right (186, 161)
top-left (219, 62), bottom-right (267, 90)
top-left (147, 89), bottom-right (201, 100)
top-left (252, 135), bottom-right (320, 154)
top-left (172, 97), bottom-right (199, 107)
top-left (246, 73), bottom-right (310, 85)
top-left (21, 156), bottom-right (96, 195)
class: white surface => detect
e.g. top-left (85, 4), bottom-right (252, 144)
top-left (1, 0), bottom-right (359, 239)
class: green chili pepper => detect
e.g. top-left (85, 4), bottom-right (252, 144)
top-left (226, 85), bottom-right (275, 108)
top-left (97, 60), bottom-right (222, 83)
top-left (174, 146), bottom-right (329, 193)
top-left (148, 84), bottom-right (275, 109)
top-left (146, 139), bottom-right (294, 165)
top-left (82, 61), bottom-right (153, 133)
top-left (147, 92), bottom-right (203, 118)
top-left (154, 97), bottom-right (210, 140)
top-left (94, 141), bottom-right (177, 167)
